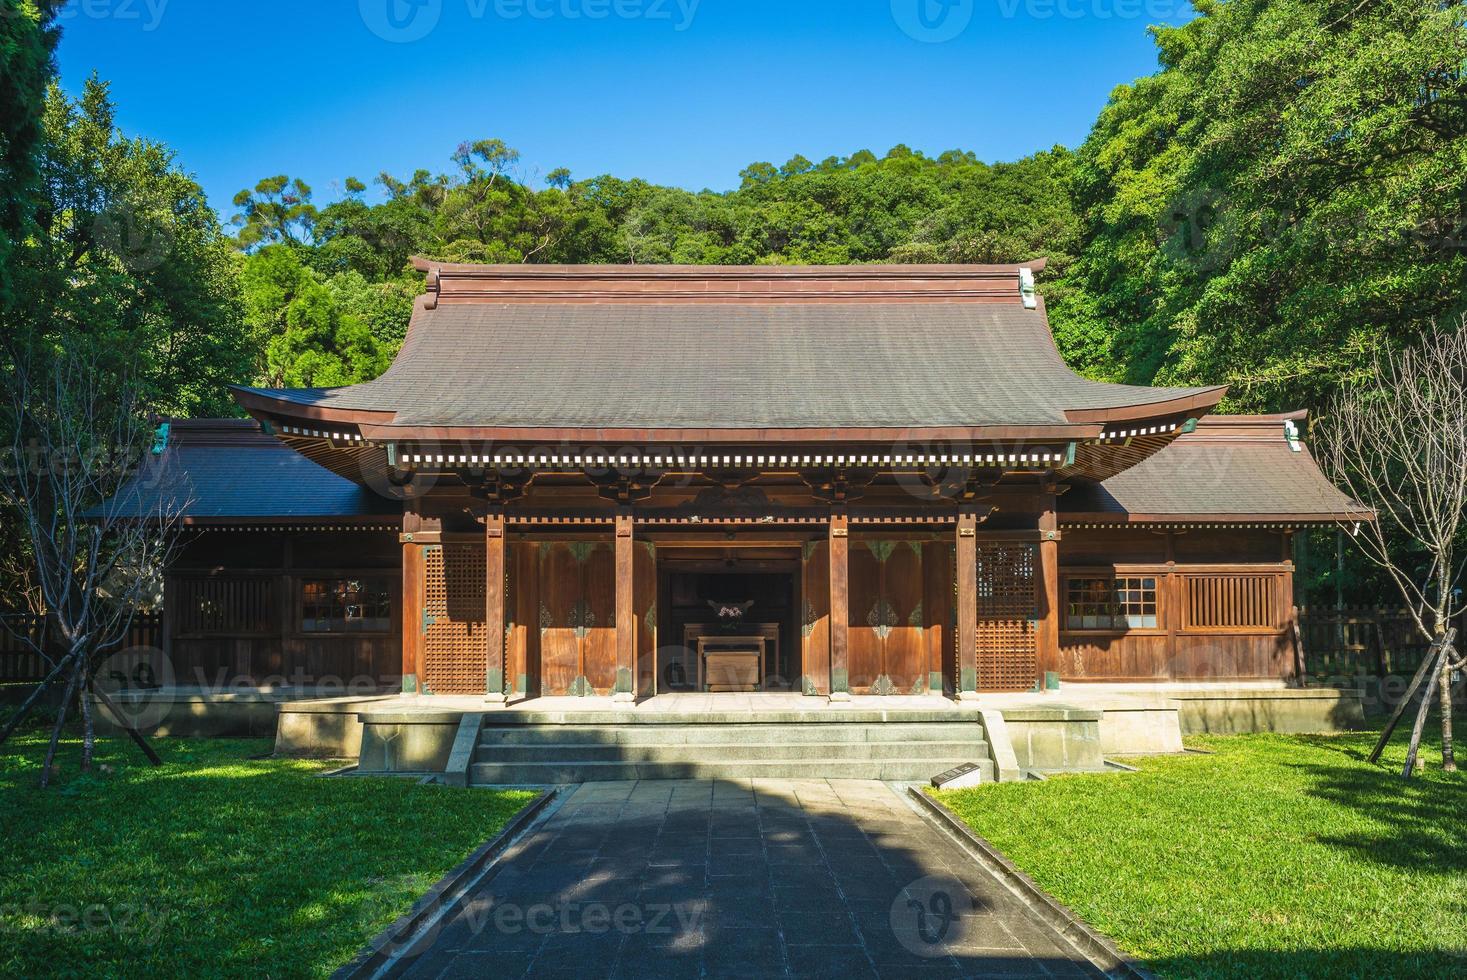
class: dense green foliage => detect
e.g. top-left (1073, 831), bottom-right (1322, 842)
top-left (0, 1), bottom-right (58, 307)
top-left (936, 728), bottom-right (1467, 978)
top-left (1056, 0), bottom-right (1467, 410)
top-left (4, 70), bottom-right (247, 418)
top-left (0, 736), bottom-right (536, 977)
top-left (232, 143), bottom-right (1080, 383)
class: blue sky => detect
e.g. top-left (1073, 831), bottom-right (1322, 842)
top-left (55, 0), bottom-right (1194, 216)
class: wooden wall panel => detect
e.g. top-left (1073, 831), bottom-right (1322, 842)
top-left (421, 543), bottom-right (488, 695)
top-left (922, 541), bottom-right (954, 696)
top-left (1174, 529), bottom-right (1283, 564)
top-left (1059, 529), bottom-right (1167, 565)
top-left (583, 543), bottom-right (617, 695)
top-left (634, 541), bottom-right (658, 696)
top-left (538, 543), bottom-right (583, 696)
top-left (1172, 633), bottom-right (1293, 679)
top-left (884, 542), bottom-right (927, 693)
top-left (1058, 635), bottom-right (1171, 681)
top-left (1056, 538), bottom-right (1297, 681)
top-left (975, 542), bottom-right (1039, 692)
top-left (801, 540), bottom-right (831, 695)
top-left (847, 542), bottom-right (883, 693)
top-left (507, 541), bottom-right (539, 696)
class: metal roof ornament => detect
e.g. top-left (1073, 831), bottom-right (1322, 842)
top-left (1284, 419), bottom-right (1304, 453)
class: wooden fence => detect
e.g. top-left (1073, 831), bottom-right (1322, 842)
top-left (0, 614), bottom-right (163, 683)
top-left (1297, 606), bottom-right (1459, 680)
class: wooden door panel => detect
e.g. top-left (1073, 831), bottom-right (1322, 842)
top-left (976, 542), bottom-right (1039, 692)
top-left (848, 542), bottom-right (884, 693)
top-left (923, 541), bottom-right (954, 696)
top-left (507, 542), bottom-right (539, 696)
top-left (581, 543), bottom-right (617, 696)
top-left (634, 541), bottom-right (657, 696)
top-left (801, 540), bottom-right (830, 696)
top-left (537, 543), bottom-right (582, 696)
top-left (884, 541), bottom-right (927, 692)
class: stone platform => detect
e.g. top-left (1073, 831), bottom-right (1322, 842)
top-left (94, 682), bottom-right (1367, 784)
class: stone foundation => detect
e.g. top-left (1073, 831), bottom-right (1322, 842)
top-left (1170, 687), bottom-right (1366, 735)
top-left (1000, 706), bottom-right (1106, 772)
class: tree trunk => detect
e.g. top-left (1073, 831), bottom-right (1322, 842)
top-left (80, 658), bottom-right (95, 773)
top-left (39, 661), bottom-right (81, 789)
top-left (1439, 654), bottom-right (1456, 773)
top-left (89, 683), bottom-right (164, 766)
top-left (1434, 602), bottom-right (1456, 772)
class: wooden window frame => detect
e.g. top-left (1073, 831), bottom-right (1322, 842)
top-left (170, 574), bottom-right (278, 640)
top-left (1061, 568), bottom-right (1165, 636)
top-left (1179, 571), bottom-right (1288, 636)
top-left (294, 575), bottom-right (395, 637)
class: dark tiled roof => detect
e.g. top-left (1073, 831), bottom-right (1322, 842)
top-left (234, 303), bottom-right (1219, 430)
top-left (1063, 415), bottom-right (1369, 521)
top-left (100, 420), bottom-right (397, 521)
top-left (233, 264), bottom-right (1223, 434)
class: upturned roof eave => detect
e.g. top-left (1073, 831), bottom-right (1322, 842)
top-left (1060, 510), bottom-right (1377, 526)
top-left (351, 421), bottom-right (1106, 444)
top-left (232, 387), bottom-right (1228, 446)
top-left (1062, 385), bottom-right (1230, 425)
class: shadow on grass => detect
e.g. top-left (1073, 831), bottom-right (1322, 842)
top-left (0, 735), bottom-right (537, 977)
top-left (1278, 724), bottom-right (1467, 877)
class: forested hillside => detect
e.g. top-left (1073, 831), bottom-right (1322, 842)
top-left (1058, 0), bottom-right (1467, 410)
top-left (228, 142), bottom-right (1079, 389)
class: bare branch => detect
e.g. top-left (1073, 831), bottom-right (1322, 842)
top-left (1316, 318), bottom-right (1467, 640)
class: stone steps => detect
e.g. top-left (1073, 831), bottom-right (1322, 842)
top-left (468, 757), bottom-right (996, 785)
top-left (475, 740), bottom-right (988, 764)
top-left (470, 717), bottom-right (995, 785)
top-left (477, 721), bottom-right (988, 746)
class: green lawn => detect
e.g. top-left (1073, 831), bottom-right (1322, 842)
top-left (0, 736), bottom-right (537, 978)
top-left (935, 728), bottom-right (1467, 979)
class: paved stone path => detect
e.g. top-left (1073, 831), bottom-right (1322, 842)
top-left (396, 779), bottom-right (1101, 979)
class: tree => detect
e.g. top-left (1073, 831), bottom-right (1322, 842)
top-left (231, 175), bottom-right (318, 249)
top-left (16, 77), bottom-right (249, 418)
top-left (1315, 321), bottom-right (1467, 774)
top-left (241, 245), bottom-right (390, 386)
top-left (452, 138), bottom-right (520, 186)
top-left (0, 0), bottom-right (60, 309)
top-left (0, 344), bottom-right (186, 785)
top-left (1054, 0), bottom-right (1467, 410)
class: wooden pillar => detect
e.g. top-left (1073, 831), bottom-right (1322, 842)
top-left (1164, 531), bottom-right (1180, 678)
top-left (829, 508), bottom-right (851, 701)
top-left (401, 515), bottom-right (424, 696)
top-left (956, 507), bottom-right (979, 700)
top-left (614, 510), bottom-right (636, 703)
top-left (1037, 500), bottom-right (1061, 685)
top-left (484, 508), bottom-right (507, 705)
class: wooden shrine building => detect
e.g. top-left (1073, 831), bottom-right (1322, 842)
top-left (137, 261), bottom-right (1367, 701)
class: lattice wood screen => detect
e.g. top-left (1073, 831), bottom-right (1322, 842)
top-left (174, 577), bottom-right (275, 635)
top-left (1183, 574), bottom-right (1281, 630)
top-left (422, 544), bottom-right (488, 695)
top-left (975, 543), bottom-right (1038, 692)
